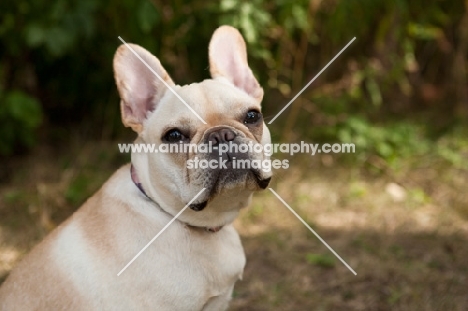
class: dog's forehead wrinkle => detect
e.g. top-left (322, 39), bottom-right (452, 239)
top-left (150, 80), bottom-right (259, 126)
top-left (200, 81), bottom-right (256, 123)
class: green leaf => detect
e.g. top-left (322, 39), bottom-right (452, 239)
top-left (5, 91), bottom-right (43, 128)
top-left (240, 3), bottom-right (256, 43)
top-left (26, 24), bottom-right (46, 47)
top-left (377, 142), bottom-right (393, 158)
top-left (0, 91), bottom-right (42, 154)
top-left (292, 5), bottom-right (308, 30)
top-left (365, 78), bottom-right (382, 106)
top-left (408, 23), bottom-right (443, 40)
top-left (44, 27), bottom-right (74, 56)
top-left (306, 253), bottom-right (335, 268)
top-left (65, 174), bottom-right (91, 205)
top-left (137, 1), bottom-right (159, 33)
top-left (220, 0), bottom-right (237, 11)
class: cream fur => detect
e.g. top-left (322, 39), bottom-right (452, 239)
top-left (0, 25), bottom-right (270, 310)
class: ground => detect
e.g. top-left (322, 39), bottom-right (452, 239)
top-left (1, 140), bottom-right (467, 310)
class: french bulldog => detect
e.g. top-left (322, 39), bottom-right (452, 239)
top-left (0, 25), bottom-right (272, 310)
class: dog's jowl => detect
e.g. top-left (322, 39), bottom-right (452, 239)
top-left (0, 26), bottom-right (271, 311)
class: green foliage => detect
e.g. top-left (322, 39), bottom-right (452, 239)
top-left (24, 0), bottom-right (98, 56)
top-left (0, 0), bottom-right (466, 162)
top-left (0, 90), bottom-right (43, 155)
top-left (0, 0), bottom-right (168, 153)
top-left (137, 1), bottom-right (160, 34)
top-left (305, 253), bottom-right (335, 269)
top-left (435, 125), bottom-right (468, 169)
top-left (335, 117), bottom-right (429, 164)
top-left (65, 174), bottom-right (90, 205)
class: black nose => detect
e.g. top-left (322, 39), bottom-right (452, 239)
top-left (206, 128), bottom-right (236, 145)
top-left (189, 201), bottom-right (207, 211)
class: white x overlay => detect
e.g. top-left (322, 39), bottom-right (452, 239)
top-left (117, 188), bottom-right (206, 276)
top-left (269, 188), bottom-right (357, 275)
top-left (268, 37), bottom-right (356, 124)
top-left (117, 36), bottom-right (207, 124)
top-left (116, 36), bottom-right (358, 277)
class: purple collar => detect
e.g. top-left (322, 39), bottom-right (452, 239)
top-left (130, 164), bottom-right (148, 197)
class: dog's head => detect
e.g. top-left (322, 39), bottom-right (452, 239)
top-left (113, 26), bottom-right (271, 227)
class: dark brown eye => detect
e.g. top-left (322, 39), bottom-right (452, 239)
top-left (163, 129), bottom-right (186, 143)
top-left (244, 110), bottom-right (262, 124)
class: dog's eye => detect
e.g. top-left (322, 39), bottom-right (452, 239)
top-left (244, 110), bottom-right (262, 125)
top-left (163, 129), bottom-right (185, 143)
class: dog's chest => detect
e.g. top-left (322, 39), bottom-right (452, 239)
top-left (107, 224), bottom-right (246, 310)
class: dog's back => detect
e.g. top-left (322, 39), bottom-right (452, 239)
top-left (0, 166), bottom-right (246, 310)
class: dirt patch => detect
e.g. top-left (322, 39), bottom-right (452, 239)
top-left (1, 144), bottom-right (467, 310)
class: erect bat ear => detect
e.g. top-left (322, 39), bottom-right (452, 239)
top-left (209, 26), bottom-right (263, 102)
top-left (113, 44), bottom-right (175, 133)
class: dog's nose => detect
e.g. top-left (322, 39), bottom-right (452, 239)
top-left (206, 128), bottom-right (236, 145)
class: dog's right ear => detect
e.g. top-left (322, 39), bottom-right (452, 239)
top-left (209, 26), bottom-right (263, 102)
top-left (113, 44), bottom-right (174, 133)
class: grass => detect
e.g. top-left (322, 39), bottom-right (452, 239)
top-left (0, 129), bottom-right (467, 310)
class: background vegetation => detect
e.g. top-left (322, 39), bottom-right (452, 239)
top-left (1, 0), bottom-right (467, 157)
top-left (1, 0), bottom-right (468, 310)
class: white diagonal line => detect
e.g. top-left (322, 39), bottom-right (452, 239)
top-left (117, 188), bottom-right (206, 276)
top-left (117, 36), bottom-right (207, 124)
top-left (268, 188), bottom-right (357, 275)
top-left (268, 37), bottom-right (356, 124)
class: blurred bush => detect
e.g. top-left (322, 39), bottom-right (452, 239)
top-left (0, 90), bottom-right (42, 154)
top-left (0, 0), bottom-right (466, 158)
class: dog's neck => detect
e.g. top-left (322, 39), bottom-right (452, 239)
top-left (130, 164), bottom-right (223, 233)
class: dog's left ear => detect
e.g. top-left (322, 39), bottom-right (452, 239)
top-left (209, 26), bottom-right (263, 102)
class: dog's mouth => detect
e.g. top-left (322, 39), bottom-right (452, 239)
top-left (189, 171), bottom-right (271, 212)
top-left (255, 175), bottom-right (271, 189)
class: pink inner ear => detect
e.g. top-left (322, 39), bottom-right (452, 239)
top-left (121, 86), bottom-right (152, 124)
top-left (216, 49), bottom-right (261, 99)
top-left (133, 78), bottom-right (156, 117)
top-left (227, 54), bottom-right (243, 87)
top-left (209, 27), bottom-right (263, 100)
top-left (114, 43), bottom-right (175, 130)
top-left (239, 69), bottom-right (259, 98)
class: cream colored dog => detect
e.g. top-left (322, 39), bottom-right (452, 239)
top-left (0, 26), bottom-right (272, 310)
